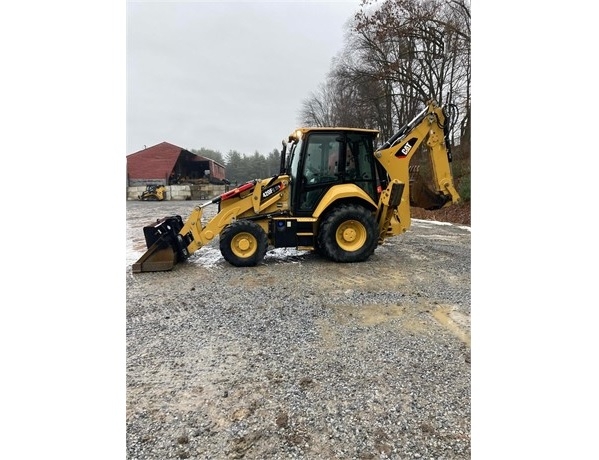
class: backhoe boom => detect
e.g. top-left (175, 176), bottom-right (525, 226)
top-left (374, 100), bottom-right (461, 239)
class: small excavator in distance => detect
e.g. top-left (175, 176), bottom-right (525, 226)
top-left (138, 184), bottom-right (167, 201)
top-left (132, 100), bottom-right (461, 272)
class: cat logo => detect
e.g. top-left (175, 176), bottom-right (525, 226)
top-left (395, 137), bottom-right (417, 157)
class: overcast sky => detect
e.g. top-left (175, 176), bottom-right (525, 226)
top-left (127, 0), bottom-right (363, 156)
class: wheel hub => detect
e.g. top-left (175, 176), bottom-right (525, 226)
top-left (238, 238), bottom-right (250, 251)
top-left (342, 228), bottom-right (357, 242)
top-left (230, 231), bottom-right (257, 258)
top-left (336, 220), bottom-right (366, 252)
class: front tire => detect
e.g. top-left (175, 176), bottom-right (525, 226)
top-left (220, 220), bottom-right (268, 267)
top-left (317, 204), bottom-right (378, 263)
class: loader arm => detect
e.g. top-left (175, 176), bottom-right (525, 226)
top-left (132, 177), bottom-right (288, 273)
top-left (180, 178), bottom-right (285, 253)
top-left (374, 100), bottom-right (461, 240)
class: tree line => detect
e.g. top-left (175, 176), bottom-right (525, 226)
top-left (195, 0), bottom-right (470, 199)
top-left (192, 147), bottom-right (282, 187)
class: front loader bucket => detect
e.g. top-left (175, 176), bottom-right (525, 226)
top-left (132, 241), bottom-right (178, 273)
top-left (131, 215), bottom-right (186, 273)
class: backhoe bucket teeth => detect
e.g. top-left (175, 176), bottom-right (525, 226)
top-left (132, 241), bottom-right (178, 273)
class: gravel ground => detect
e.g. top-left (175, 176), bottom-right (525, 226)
top-left (126, 200), bottom-right (471, 459)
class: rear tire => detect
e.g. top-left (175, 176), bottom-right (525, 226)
top-left (317, 204), bottom-right (378, 263)
top-left (220, 220), bottom-right (268, 267)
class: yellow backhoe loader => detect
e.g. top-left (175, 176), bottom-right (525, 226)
top-left (132, 100), bottom-right (461, 272)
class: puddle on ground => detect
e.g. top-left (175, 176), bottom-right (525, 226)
top-left (316, 302), bottom-right (470, 350)
top-left (431, 305), bottom-right (470, 347)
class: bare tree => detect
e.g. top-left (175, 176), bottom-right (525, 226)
top-left (299, 79), bottom-right (339, 127)
top-left (298, 0), bottom-right (470, 151)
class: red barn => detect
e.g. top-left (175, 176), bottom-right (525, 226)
top-left (127, 142), bottom-right (226, 186)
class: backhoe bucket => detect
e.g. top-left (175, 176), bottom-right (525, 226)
top-left (409, 165), bottom-right (450, 210)
top-left (132, 215), bottom-right (185, 273)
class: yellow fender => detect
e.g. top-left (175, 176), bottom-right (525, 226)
top-left (312, 184), bottom-right (378, 218)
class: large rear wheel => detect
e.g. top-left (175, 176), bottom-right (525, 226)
top-left (317, 204), bottom-right (378, 263)
top-left (220, 220), bottom-right (268, 267)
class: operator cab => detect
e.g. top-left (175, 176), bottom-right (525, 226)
top-left (285, 127), bottom-right (380, 216)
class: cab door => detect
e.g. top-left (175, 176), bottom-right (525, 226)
top-left (294, 132), bottom-right (343, 215)
top-left (293, 131), bottom-right (379, 215)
